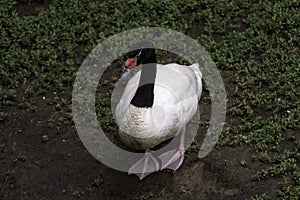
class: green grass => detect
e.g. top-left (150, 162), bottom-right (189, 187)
top-left (1, 0), bottom-right (299, 199)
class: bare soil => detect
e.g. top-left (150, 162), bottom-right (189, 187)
top-left (1, 68), bottom-right (279, 200)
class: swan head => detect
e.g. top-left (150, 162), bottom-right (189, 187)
top-left (121, 41), bottom-right (156, 79)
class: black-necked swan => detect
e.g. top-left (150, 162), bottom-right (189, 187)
top-left (116, 42), bottom-right (202, 180)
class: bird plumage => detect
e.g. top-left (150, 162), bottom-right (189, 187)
top-left (116, 63), bottom-right (202, 150)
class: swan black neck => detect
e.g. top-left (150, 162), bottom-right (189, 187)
top-left (130, 50), bottom-right (157, 108)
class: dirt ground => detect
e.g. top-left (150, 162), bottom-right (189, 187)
top-left (1, 67), bottom-right (279, 200)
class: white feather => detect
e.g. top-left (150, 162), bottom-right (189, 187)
top-left (116, 63), bottom-right (202, 150)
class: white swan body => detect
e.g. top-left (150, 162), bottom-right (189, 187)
top-left (116, 63), bottom-right (202, 150)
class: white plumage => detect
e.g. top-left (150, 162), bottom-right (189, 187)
top-left (116, 63), bottom-right (202, 149)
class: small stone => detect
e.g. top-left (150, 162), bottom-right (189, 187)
top-left (41, 135), bottom-right (49, 142)
top-left (240, 159), bottom-right (247, 167)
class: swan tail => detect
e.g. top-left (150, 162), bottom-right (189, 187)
top-left (189, 63), bottom-right (203, 99)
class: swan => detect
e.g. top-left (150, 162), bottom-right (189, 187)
top-left (116, 42), bottom-right (202, 180)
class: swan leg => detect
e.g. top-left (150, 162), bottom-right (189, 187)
top-left (159, 127), bottom-right (186, 171)
top-left (128, 150), bottom-right (160, 180)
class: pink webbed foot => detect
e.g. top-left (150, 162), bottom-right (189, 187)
top-left (128, 151), bottom-right (160, 180)
top-left (158, 149), bottom-right (185, 171)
